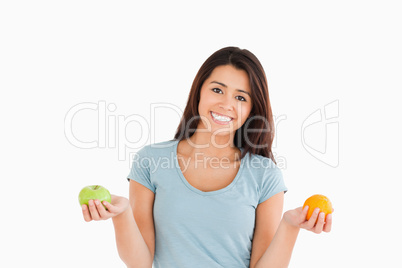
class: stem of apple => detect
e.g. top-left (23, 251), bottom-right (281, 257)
top-left (94, 185), bottom-right (99, 190)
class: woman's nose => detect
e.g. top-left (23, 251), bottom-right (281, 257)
top-left (219, 96), bottom-right (236, 111)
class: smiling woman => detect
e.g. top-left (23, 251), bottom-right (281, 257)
top-left (174, 47), bottom-right (276, 162)
top-left (81, 46), bottom-right (333, 268)
top-left (196, 65), bottom-right (253, 142)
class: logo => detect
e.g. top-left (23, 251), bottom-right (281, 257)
top-left (301, 100), bottom-right (339, 167)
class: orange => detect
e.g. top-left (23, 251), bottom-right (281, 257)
top-left (303, 194), bottom-right (333, 220)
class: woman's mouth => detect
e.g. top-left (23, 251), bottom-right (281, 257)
top-left (210, 111), bottom-right (234, 125)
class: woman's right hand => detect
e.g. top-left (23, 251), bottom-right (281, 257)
top-left (81, 194), bottom-right (129, 222)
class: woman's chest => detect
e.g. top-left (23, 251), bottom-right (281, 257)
top-left (178, 155), bottom-right (240, 192)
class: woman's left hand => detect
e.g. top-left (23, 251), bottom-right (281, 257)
top-left (283, 206), bottom-right (333, 234)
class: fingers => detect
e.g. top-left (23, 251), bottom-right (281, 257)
top-left (101, 200), bottom-right (118, 214)
top-left (323, 213), bottom-right (333, 233)
top-left (313, 212), bottom-right (326, 234)
top-left (301, 208), bottom-right (321, 230)
top-left (82, 200), bottom-right (115, 222)
top-left (300, 206), bottom-right (309, 222)
top-left (81, 195), bottom-right (129, 223)
top-left (87, 199), bottom-right (101, 220)
top-left (82, 204), bottom-right (92, 222)
top-left (300, 208), bottom-right (333, 234)
top-left (95, 199), bottom-right (110, 219)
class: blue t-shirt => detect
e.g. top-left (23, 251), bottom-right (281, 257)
top-left (127, 139), bottom-right (287, 268)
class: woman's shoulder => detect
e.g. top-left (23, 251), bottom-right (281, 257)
top-left (241, 151), bottom-right (282, 180)
top-left (243, 152), bottom-right (285, 190)
top-left (246, 151), bottom-right (278, 170)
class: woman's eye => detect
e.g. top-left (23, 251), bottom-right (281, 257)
top-left (212, 88), bottom-right (247, 102)
top-left (237, 96), bottom-right (246, 102)
top-left (212, 88), bottom-right (223, 94)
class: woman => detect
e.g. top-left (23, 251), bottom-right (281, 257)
top-left (81, 47), bottom-right (333, 268)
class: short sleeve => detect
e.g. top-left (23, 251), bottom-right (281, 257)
top-left (258, 166), bottom-right (287, 204)
top-left (127, 146), bottom-right (156, 193)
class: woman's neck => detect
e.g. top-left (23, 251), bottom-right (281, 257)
top-left (182, 132), bottom-right (240, 161)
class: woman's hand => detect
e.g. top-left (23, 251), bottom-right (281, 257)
top-left (81, 194), bottom-right (129, 222)
top-left (283, 206), bottom-right (333, 234)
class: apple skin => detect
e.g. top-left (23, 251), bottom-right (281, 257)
top-left (78, 185), bottom-right (111, 207)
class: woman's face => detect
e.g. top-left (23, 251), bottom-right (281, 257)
top-left (197, 65), bottom-right (253, 136)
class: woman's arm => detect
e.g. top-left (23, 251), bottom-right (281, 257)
top-left (249, 192), bottom-right (284, 267)
top-left (254, 218), bottom-right (299, 268)
top-left (82, 195), bottom-right (153, 268)
top-left (255, 206), bottom-right (333, 268)
top-left (112, 205), bottom-right (153, 268)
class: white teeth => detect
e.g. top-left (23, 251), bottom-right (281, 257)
top-left (211, 112), bottom-right (232, 122)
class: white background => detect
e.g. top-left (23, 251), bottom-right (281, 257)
top-left (1, 1), bottom-right (401, 267)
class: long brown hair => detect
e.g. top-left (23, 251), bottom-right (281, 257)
top-left (174, 46), bottom-right (277, 163)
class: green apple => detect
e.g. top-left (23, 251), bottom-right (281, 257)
top-left (78, 185), bottom-right (111, 208)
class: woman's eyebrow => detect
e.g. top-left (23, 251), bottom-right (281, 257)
top-left (210, 81), bottom-right (251, 97)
